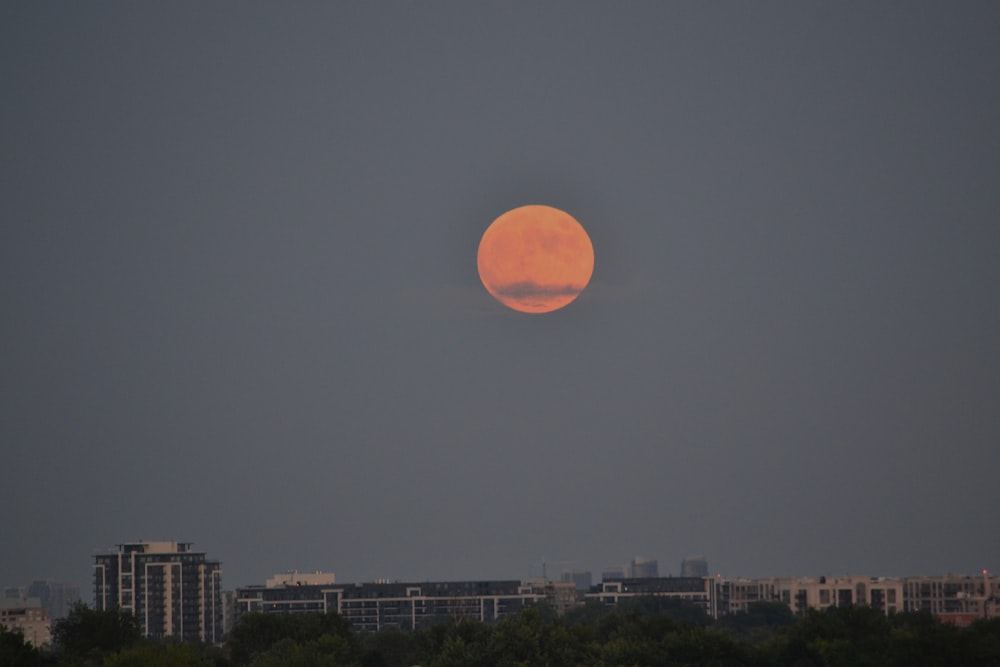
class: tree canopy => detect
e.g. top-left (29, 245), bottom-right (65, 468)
top-left (18, 599), bottom-right (1000, 666)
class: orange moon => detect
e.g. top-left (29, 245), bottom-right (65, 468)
top-left (477, 205), bottom-right (594, 314)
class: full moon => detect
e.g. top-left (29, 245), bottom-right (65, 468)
top-left (477, 205), bottom-right (595, 314)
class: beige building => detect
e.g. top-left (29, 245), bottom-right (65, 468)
top-left (265, 570), bottom-right (336, 588)
top-left (723, 572), bottom-right (1000, 623)
top-left (903, 572), bottom-right (1000, 625)
top-left (0, 596), bottom-right (51, 647)
top-left (726, 576), bottom-right (903, 616)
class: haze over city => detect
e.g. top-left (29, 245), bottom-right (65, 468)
top-left (2, 2), bottom-right (998, 595)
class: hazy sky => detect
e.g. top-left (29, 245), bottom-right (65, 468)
top-left (3, 2), bottom-right (999, 593)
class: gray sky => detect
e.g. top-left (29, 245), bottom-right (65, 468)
top-left (3, 2), bottom-right (999, 592)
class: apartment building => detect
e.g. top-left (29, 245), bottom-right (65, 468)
top-left (234, 578), bottom-right (568, 631)
top-left (585, 576), bottom-right (726, 618)
top-left (94, 541), bottom-right (222, 643)
top-left (0, 596), bottom-right (51, 647)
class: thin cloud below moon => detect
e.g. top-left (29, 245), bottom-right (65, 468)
top-left (493, 281), bottom-right (588, 299)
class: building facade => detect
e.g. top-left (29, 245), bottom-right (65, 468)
top-left (724, 576), bottom-right (904, 617)
top-left (586, 576), bottom-right (727, 618)
top-left (0, 596), bottom-right (51, 647)
top-left (265, 571), bottom-right (336, 588)
top-left (94, 541), bottom-right (222, 644)
top-left (27, 580), bottom-right (80, 620)
top-left (561, 569), bottom-right (593, 591)
top-left (902, 573), bottom-right (1000, 625)
top-left (629, 557), bottom-right (659, 579)
top-left (234, 579), bottom-right (561, 631)
top-left (681, 556), bottom-right (709, 578)
top-left (720, 573), bottom-right (1000, 624)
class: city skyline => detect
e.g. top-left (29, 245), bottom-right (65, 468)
top-left (3, 3), bottom-right (999, 593)
top-left (4, 543), bottom-right (996, 598)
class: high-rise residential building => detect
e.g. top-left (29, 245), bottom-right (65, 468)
top-left (93, 541), bottom-right (222, 644)
top-left (681, 556), bottom-right (709, 578)
top-left (27, 580), bottom-right (80, 620)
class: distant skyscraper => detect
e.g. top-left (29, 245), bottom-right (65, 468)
top-left (601, 566), bottom-right (625, 582)
top-left (560, 569), bottom-right (593, 591)
top-left (27, 580), bottom-right (80, 620)
top-left (94, 541), bottom-right (222, 644)
top-left (629, 557), bottom-right (659, 578)
top-left (681, 556), bottom-right (709, 578)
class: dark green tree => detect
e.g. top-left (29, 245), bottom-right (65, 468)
top-left (718, 600), bottom-right (797, 643)
top-left (487, 606), bottom-right (585, 667)
top-left (617, 595), bottom-right (713, 626)
top-left (963, 617), bottom-right (1000, 666)
top-left (0, 625), bottom-right (43, 667)
top-left (881, 610), bottom-right (966, 667)
top-left (247, 634), bottom-right (358, 667)
top-left (101, 642), bottom-right (220, 667)
top-left (563, 600), bottom-right (614, 629)
top-left (51, 602), bottom-right (141, 663)
top-left (358, 628), bottom-right (420, 667)
top-left (226, 612), bottom-right (357, 666)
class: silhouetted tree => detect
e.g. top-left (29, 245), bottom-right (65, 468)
top-left (487, 606), bottom-right (585, 667)
top-left (51, 602), bottom-right (141, 663)
top-left (617, 595), bottom-right (713, 625)
top-left (964, 617), bottom-right (1000, 667)
top-left (247, 634), bottom-right (358, 667)
top-left (101, 642), bottom-right (220, 667)
top-left (0, 625), bottom-right (43, 667)
top-left (562, 599), bottom-right (614, 628)
top-left (718, 600), bottom-right (796, 643)
top-left (357, 627), bottom-right (419, 667)
top-left (226, 612), bottom-right (356, 666)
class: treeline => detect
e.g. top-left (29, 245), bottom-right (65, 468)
top-left (3, 598), bottom-right (1000, 666)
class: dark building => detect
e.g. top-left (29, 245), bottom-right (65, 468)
top-left (629, 557), bottom-right (659, 578)
top-left (94, 541), bottom-right (222, 644)
top-left (27, 580), bottom-right (80, 620)
top-left (681, 556), bottom-right (709, 578)
top-left (586, 576), bottom-right (725, 618)
top-left (561, 569), bottom-right (593, 591)
top-left (234, 579), bottom-right (557, 631)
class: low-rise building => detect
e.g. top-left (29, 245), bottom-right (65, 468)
top-left (0, 596), bottom-right (51, 647)
top-left (903, 572), bottom-right (1000, 625)
top-left (725, 576), bottom-right (904, 617)
top-left (586, 576), bottom-right (726, 618)
top-left (234, 579), bottom-right (553, 631)
top-left (266, 571), bottom-right (336, 588)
